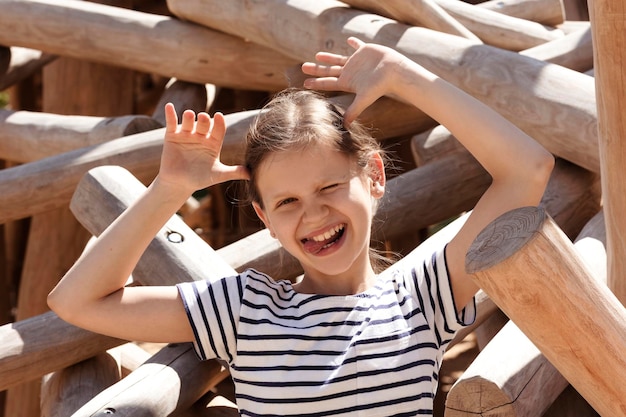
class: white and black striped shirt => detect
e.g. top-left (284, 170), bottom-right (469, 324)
top-left (177, 246), bottom-right (475, 416)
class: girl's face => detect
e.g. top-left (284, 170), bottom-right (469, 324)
top-left (252, 143), bottom-right (385, 293)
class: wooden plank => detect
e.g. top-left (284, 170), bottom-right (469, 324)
top-left (166, 0), bottom-right (598, 172)
top-left (465, 206), bottom-right (626, 417)
top-left (0, 109), bottom-right (162, 162)
top-left (478, 0), bottom-right (565, 26)
top-left (340, 0), bottom-right (480, 41)
top-left (589, 0), bottom-right (626, 305)
top-left (0, 0), bottom-right (296, 91)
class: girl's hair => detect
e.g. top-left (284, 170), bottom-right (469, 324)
top-left (244, 88), bottom-right (383, 208)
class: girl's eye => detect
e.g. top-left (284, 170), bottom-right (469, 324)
top-left (322, 183), bottom-right (339, 191)
top-left (277, 197), bottom-right (296, 207)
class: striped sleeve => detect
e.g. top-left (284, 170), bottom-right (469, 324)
top-left (411, 245), bottom-right (476, 348)
top-left (176, 274), bottom-right (244, 363)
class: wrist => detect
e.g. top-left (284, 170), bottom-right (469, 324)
top-left (150, 175), bottom-right (195, 206)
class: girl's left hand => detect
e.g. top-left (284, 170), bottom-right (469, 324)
top-left (301, 37), bottom-right (407, 126)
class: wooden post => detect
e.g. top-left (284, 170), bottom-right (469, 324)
top-left (589, 0), bottom-right (626, 305)
top-left (465, 206), bottom-right (626, 417)
top-left (446, 211), bottom-right (606, 417)
top-left (0, 47), bottom-right (56, 91)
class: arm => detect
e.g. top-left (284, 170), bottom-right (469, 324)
top-left (303, 38), bottom-right (554, 312)
top-left (47, 104), bottom-right (249, 342)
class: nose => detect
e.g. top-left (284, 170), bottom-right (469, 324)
top-left (302, 199), bottom-right (329, 225)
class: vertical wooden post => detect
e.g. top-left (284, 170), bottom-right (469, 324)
top-left (589, 0), bottom-right (626, 305)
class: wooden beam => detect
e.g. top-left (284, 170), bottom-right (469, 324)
top-left (478, 0), bottom-right (565, 27)
top-left (0, 0), bottom-right (297, 91)
top-left (589, 0), bottom-right (626, 305)
top-left (465, 207), bottom-right (626, 417)
top-left (166, 0), bottom-right (599, 172)
top-left (0, 109), bottom-right (162, 162)
top-left (340, 0), bottom-right (480, 41)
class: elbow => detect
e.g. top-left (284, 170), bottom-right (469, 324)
top-left (47, 286), bottom-right (77, 325)
top-left (527, 149), bottom-right (555, 203)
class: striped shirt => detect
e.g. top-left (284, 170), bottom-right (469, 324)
top-left (177, 246), bottom-right (475, 416)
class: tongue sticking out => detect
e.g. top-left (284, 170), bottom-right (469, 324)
top-left (303, 228), bottom-right (345, 254)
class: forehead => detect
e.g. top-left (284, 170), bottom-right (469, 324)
top-left (256, 145), bottom-right (358, 199)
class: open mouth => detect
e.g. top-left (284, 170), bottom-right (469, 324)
top-left (302, 224), bottom-right (346, 254)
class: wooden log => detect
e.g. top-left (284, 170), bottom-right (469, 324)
top-left (520, 24), bottom-right (593, 72)
top-left (543, 385), bottom-right (600, 417)
top-left (478, 0), bottom-right (565, 27)
top-left (0, 109), bottom-right (162, 162)
top-left (152, 79), bottom-right (217, 126)
top-left (463, 206), bottom-right (626, 417)
top-left (0, 46), bottom-right (8, 76)
top-left (446, 212), bottom-right (607, 417)
top-left (0, 94), bottom-right (434, 225)
top-left (340, 0), bottom-right (481, 41)
top-left (108, 343), bottom-right (152, 377)
top-left (72, 343), bottom-right (229, 417)
top-left (166, 0), bottom-right (598, 172)
top-left (589, 0), bottom-right (626, 305)
top-left (0, 0), bottom-right (297, 91)
top-left (432, 0), bottom-right (565, 51)
top-left (562, 0), bottom-right (589, 21)
top-left (40, 352), bottom-right (121, 417)
top-left (0, 311), bottom-right (124, 391)
top-left (0, 47), bottom-right (56, 91)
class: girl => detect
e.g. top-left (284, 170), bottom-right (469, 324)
top-left (48, 38), bottom-right (554, 416)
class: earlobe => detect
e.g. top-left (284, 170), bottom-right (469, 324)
top-left (368, 152), bottom-right (386, 198)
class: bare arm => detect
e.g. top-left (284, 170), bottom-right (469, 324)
top-left (48, 104), bottom-right (249, 342)
top-left (303, 38), bottom-right (554, 311)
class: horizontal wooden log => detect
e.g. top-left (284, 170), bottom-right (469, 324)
top-left (520, 25), bottom-right (592, 72)
top-left (167, 0), bottom-right (598, 172)
top-left (464, 207), bottom-right (626, 417)
top-left (0, 109), bottom-right (162, 162)
top-left (0, 46), bottom-right (56, 91)
top-left (0, 311), bottom-right (123, 391)
top-left (433, 0), bottom-right (565, 51)
top-left (446, 210), bottom-right (607, 417)
top-left (0, 94), bottom-right (434, 225)
top-left (478, 0), bottom-right (565, 27)
top-left (340, 0), bottom-right (480, 41)
top-left (0, 0), bottom-right (297, 91)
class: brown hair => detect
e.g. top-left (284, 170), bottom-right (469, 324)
top-left (244, 89), bottom-right (383, 208)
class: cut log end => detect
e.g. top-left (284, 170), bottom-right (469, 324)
top-left (465, 206), bottom-right (546, 274)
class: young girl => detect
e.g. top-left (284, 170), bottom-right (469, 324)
top-left (48, 38), bottom-right (554, 416)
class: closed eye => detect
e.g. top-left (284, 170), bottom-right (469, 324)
top-left (321, 183), bottom-right (339, 191)
top-left (277, 197), bottom-right (297, 208)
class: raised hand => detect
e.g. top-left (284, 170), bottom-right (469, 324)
top-left (301, 37), bottom-right (408, 126)
top-left (158, 103), bottom-right (249, 194)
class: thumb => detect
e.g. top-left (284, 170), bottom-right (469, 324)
top-left (343, 93), bottom-right (374, 127)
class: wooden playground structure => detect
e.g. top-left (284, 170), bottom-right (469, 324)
top-left (1, 0), bottom-right (625, 416)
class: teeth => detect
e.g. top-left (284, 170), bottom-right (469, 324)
top-left (311, 224), bottom-right (344, 242)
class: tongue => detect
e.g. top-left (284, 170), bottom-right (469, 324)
top-left (303, 233), bottom-right (339, 254)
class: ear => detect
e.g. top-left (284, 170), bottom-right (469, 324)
top-left (368, 152), bottom-right (386, 199)
top-left (252, 202), bottom-right (276, 238)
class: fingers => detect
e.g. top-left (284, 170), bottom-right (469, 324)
top-left (302, 76), bottom-right (342, 91)
top-left (301, 62), bottom-right (343, 78)
top-left (164, 103), bottom-right (178, 133)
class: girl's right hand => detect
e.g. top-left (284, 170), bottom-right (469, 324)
top-left (157, 103), bottom-right (249, 195)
